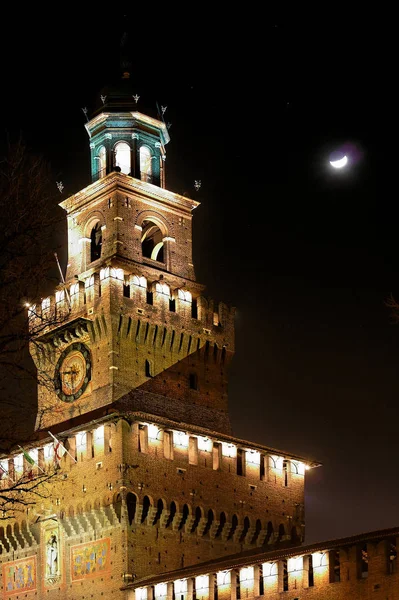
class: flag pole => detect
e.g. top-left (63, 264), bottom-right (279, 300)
top-left (18, 445), bottom-right (45, 474)
top-left (48, 431), bottom-right (77, 463)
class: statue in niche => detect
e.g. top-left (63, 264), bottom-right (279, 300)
top-left (46, 532), bottom-right (58, 577)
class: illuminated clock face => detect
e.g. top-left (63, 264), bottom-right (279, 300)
top-left (54, 343), bottom-right (91, 402)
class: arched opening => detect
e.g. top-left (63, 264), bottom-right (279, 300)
top-left (239, 516), bottom-right (250, 543)
top-left (98, 146), bottom-right (106, 178)
top-left (264, 521), bottom-right (273, 545)
top-left (191, 506), bottom-right (202, 533)
top-left (90, 222), bottom-right (102, 262)
top-left (153, 499), bottom-right (164, 526)
top-left (228, 514), bottom-right (238, 540)
top-left (165, 501), bottom-right (176, 528)
top-left (178, 504), bottom-right (189, 530)
top-left (140, 146), bottom-right (152, 182)
top-left (141, 496), bottom-right (151, 523)
top-left (126, 493), bottom-right (137, 526)
top-left (251, 519), bottom-right (262, 544)
top-left (202, 509), bottom-right (214, 537)
top-left (141, 219), bottom-right (164, 262)
top-left (215, 512), bottom-right (226, 538)
top-left (115, 142), bottom-right (131, 174)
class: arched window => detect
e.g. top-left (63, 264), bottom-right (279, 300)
top-left (153, 499), bottom-right (164, 526)
top-left (98, 146), bottom-right (106, 178)
top-left (90, 222), bottom-right (102, 262)
top-left (202, 509), bottom-right (214, 537)
top-left (132, 275), bottom-right (147, 288)
top-left (239, 516), bottom-right (250, 543)
top-left (228, 514), bottom-right (238, 540)
top-left (140, 146), bottom-right (152, 182)
top-left (165, 501), bottom-right (176, 528)
top-left (178, 504), bottom-right (189, 530)
top-left (115, 142), bottom-right (131, 175)
top-left (141, 496), bottom-right (151, 523)
top-left (126, 493), bottom-right (137, 526)
top-left (191, 507), bottom-right (202, 533)
top-left (178, 289), bottom-right (192, 302)
top-left (141, 220), bottom-right (164, 262)
top-left (155, 282), bottom-right (170, 296)
top-left (215, 512), bottom-right (226, 538)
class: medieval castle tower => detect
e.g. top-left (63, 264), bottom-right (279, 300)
top-left (0, 71), bottom-right (398, 600)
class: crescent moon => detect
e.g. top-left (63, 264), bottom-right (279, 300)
top-left (329, 155), bottom-right (348, 169)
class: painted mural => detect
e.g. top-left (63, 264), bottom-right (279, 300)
top-left (71, 537), bottom-right (110, 581)
top-left (2, 555), bottom-right (36, 596)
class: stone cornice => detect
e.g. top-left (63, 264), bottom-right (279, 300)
top-left (59, 172), bottom-right (200, 215)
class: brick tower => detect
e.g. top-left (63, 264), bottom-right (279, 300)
top-left (0, 73), bottom-right (316, 599)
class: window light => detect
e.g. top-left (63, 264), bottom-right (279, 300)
top-left (55, 290), bottom-right (65, 303)
top-left (173, 431), bottom-right (189, 448)
top-left (154, 583), bottom-right (167, 599)
top-left (222, 443), bottom-right (237, 458)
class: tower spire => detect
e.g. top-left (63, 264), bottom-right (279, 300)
top-left (119, 30), bottom-right (132, 80)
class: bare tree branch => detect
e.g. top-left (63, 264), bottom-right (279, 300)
top-left (0, 139), bottom-right (68, 517)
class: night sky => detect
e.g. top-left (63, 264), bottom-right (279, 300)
top-left (1, 13), bottom-right (398, 544)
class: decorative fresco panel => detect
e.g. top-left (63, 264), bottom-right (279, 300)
top-left (2, 555), bottom-right (36, 596)
top-left (70, 537), bottom-right (110, 581)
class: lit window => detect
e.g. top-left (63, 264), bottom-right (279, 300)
top-left (100, 268), bottom-right (109, 281)
top-left (246, 450), bottom-right (261, 465)
top-left (174, 580), bottom-right (187, 595)
top-left (55, 290), bottom-right (65, 303)
top-left (14, 454), bottom-right (24, 476)
top-left (154, 583), bottom-right (167, 600)
top-left (240, 567), bottom-right (254, 582)
top-left (269, 455), bottom-right (283, 470)
top-left (197, 437), bottom-right (212, 452)
top-left (148, 424), bottom-right (160, 440)
top-left (216, 571), bottom-right (231, 586)
top-left (140, 146), bottom-right (152, 182)
top-left (195, 575), bottom-right (209, 592)
top-left (76, 431), bottom-right (87, 459)
top-left (132, 275), bottom-right (147, 288)
top-left (85, 275), bottom-right (95, 287)
top-left (173, 431), bottom-right (189, 448)
top-left (70, 283), bottom-right (79, 296)
top-left (262, 562), bottom-right (278, 578)
top-left (42, 297), bottom-right (50, 311)
top-left (28, 304), bottom-right (36, 319)
top-left (222, 443), bottom-right (237, 458)
top-left (136, 588), bottom-right (147, 600)
top-left (115, 142), bottom-right (131, 175)
top-left (288, 556), bottom-right (303, 572)
top-left (98, 146), bottom-right (106, 178)
top-left (43, 444), bottom-right (53, 462)
top-left (178, 289), bottom-right (192, 302)
top-left (93, 426), bottom-right (104, 452)
top-left (111, 268), bottom-right (124, 280)
top-left (155, 282), bottom-right (170, 296)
